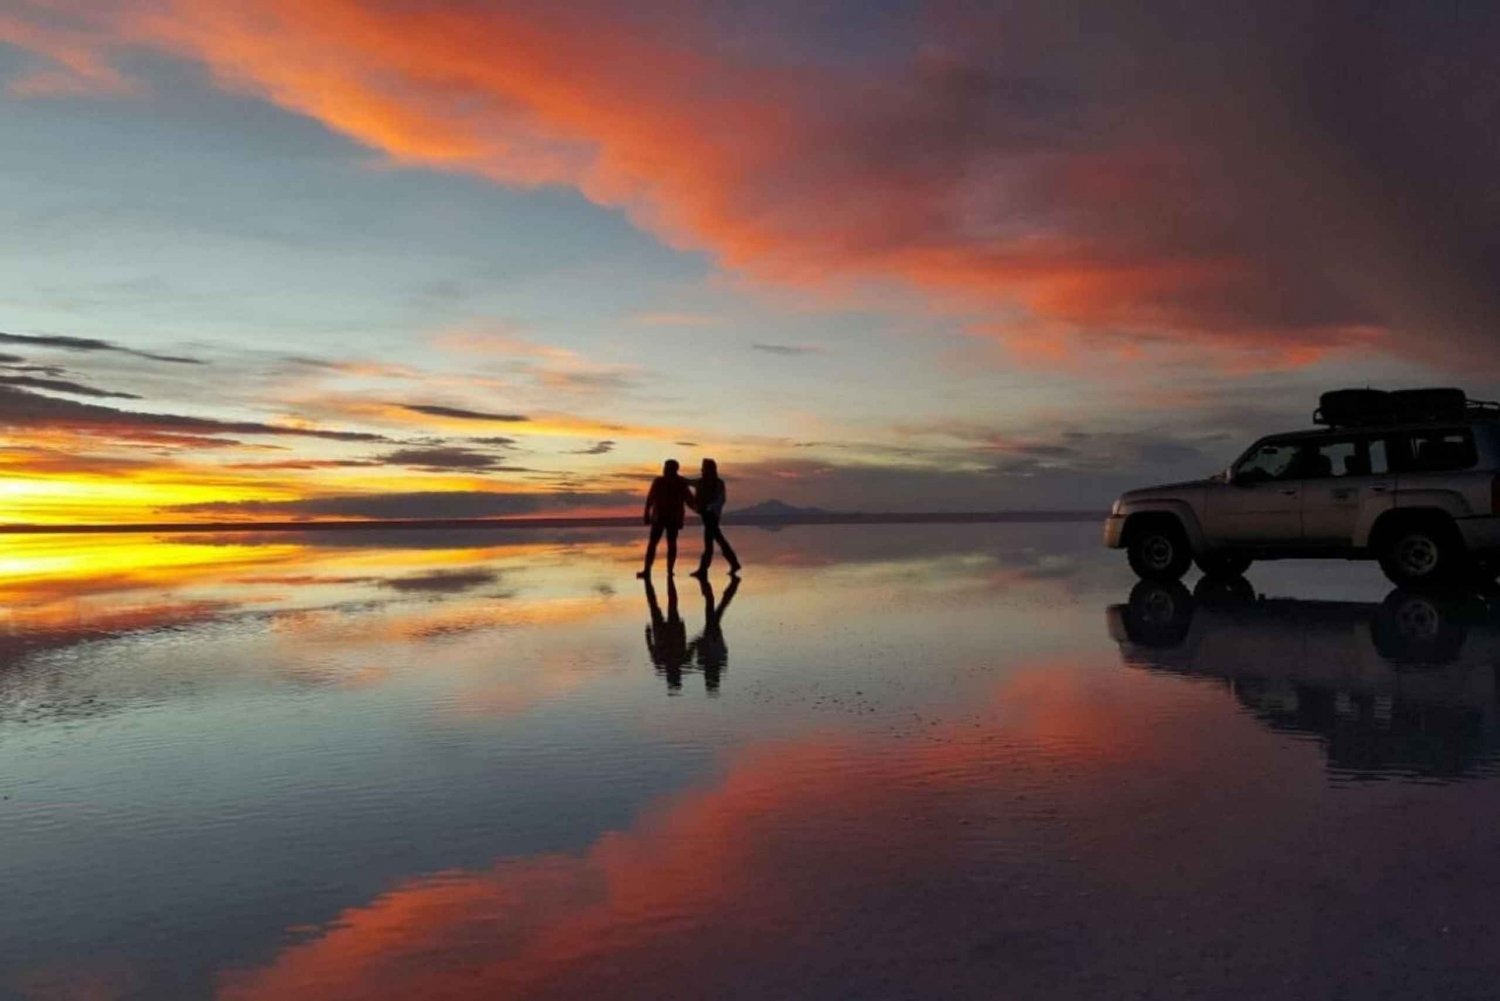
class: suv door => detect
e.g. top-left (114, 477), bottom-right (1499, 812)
top-left (1300, 435), bottom-right (1394, 545)
top-left (1206, 437), bottom-right (1305, 545)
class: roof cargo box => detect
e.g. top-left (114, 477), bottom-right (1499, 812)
top-left (1390, 387), bottom-right (1467, 423)
top-left (1315, 389), bottom-right (1392, 427)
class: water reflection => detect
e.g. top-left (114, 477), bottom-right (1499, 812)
top-left (689, 576), bottom-right (739, 693)
top-left (1109, 580), bottom-right (1500, 780)
top-left (643, 576), bottom-right (739, 694)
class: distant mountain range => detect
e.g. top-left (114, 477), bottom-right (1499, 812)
top-left (729, 500), bottom-right (831, 520)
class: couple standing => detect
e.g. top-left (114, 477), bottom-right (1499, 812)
top-left (637, 458), bottom-right (740, 578)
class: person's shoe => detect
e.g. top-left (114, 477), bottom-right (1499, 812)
top-left (689, 568), bottom-right (708, 579)
top-left (636, 569), bottom-right (650, 579)
top-left (728, 563), bottom-right (742, 576)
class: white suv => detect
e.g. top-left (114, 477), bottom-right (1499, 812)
top-left (1105, 393), bottom-right (1500, 587)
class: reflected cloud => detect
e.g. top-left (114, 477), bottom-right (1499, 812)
top-left (1109, 581), bottom-right (1500, 780)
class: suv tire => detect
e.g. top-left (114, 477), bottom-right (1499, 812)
top-left (1127, 519), bottom-right (1193, 582)
top-left (1377, 518), bottom-right (1464, 588)
top-left (1194, 552), bottom-right (1253, 578)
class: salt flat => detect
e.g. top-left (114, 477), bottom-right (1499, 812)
top-left (3, 523), bottom-right (1498, 1001)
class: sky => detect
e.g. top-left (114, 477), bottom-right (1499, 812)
top-left (1, 0), bottom-right (1498, 523)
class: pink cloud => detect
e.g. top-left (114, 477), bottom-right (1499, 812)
top-left (5, 2), bottom-right (1498, 369)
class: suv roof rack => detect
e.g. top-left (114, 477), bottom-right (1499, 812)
top-left (1312, 388), bottom-right (1500, 428)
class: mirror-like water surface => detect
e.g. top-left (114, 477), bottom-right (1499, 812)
top-left (5, 524), bottom-right (1500, 1000)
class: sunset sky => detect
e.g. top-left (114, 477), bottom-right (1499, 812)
top-left (2, 1), bottom-right (1498, 523)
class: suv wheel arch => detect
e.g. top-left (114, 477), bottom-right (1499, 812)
top-left (1369, 509), bottom-right (1468, 587)
top-left (1123, 513), bottom-right (1194, 581)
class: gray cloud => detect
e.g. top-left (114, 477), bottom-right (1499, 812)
top-left (381, 569), bottom-right (499, 594)
top-left (170, 490), bottom-right (635, 520)
top-left (400, 404), bottom-right (528, 422)
top-left (0, 374), bottom-right (141, 399)
top-left (0, 331), bottom-right (201, 365)
top-left (379, 446), bottom-right (533, 472)
top-left (0, 385), bottom-right (387, 443)
top-left (568, 440), bottom-right (615, 455)
top-left (752, 342), bottom-right (823, 356)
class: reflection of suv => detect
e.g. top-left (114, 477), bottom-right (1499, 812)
top-left (1107, 581), bottom-right (1500, 779)
top-left (1104, 389), bottom-right (1500, 586)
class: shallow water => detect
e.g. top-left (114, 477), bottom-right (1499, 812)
top-left (4, 523), bottom-right (1500, 1000)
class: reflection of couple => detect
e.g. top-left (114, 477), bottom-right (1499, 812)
top-left (637, 458), bottom-right (740, 579)
top-left (643, 573), bottom-right (740, 694)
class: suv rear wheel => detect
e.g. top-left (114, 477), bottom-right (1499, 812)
top-left (1127, 518), bottom-right (1192, 582)
top-left (1377, 518), bottom-right (1464, 588)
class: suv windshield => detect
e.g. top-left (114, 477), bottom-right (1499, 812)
top-left (1234, 440), bottom-right (1300, 482)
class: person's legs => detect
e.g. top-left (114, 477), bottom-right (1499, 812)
top-left (695, 515), bottom-right (717, 574)
top-left (639, 523), bottom-right (664, 576)
top-left (665, 526), bottom-right (679, 575)
top-left (715, 522), bottom-right (740, 571)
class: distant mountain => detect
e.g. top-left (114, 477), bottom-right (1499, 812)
top-left (729, 499), bottom-right (832, 520)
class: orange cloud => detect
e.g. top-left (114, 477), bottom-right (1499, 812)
top-left (1, 0), bottom-right (1423, 367)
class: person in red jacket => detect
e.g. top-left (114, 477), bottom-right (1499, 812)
top-left (638, 459), bottom-right (696, 578)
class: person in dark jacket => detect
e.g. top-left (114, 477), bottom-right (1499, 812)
top-left (689, 457), bottom-right (740, 577)
top-left (638, 459), bottom-right (695, 578)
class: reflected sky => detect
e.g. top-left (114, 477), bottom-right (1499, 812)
top-left (5, 524), bottom-right (1500, 1000)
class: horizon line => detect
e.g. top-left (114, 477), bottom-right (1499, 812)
top-left (0, 510), bottom-right (1106, 536)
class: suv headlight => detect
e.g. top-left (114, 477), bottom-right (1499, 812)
top-left (1110, 498), bottom-right (1123, 516)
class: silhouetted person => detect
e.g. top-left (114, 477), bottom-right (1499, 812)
top-left (643, 576), bottom-right (688, 691)
top-left (688, 575), bottom-right (739, 694)
top-left (638, 459), bottom-right (695, 578)
top-left (689, 457), bottom-right (740, 578)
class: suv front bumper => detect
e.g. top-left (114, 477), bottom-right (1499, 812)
top-left (1103, 514), bottom-right (1127, 549)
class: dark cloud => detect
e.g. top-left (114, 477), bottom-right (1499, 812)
top-left (381, 569), bottom-right (499, 594)
top-left (400, 404), bottom-right (528, 422)
top-left (228, 459), bottom-right (381, 471)
top-left (0, 385), bottom-right (387, 443)
top-left (468, 436), bottom-right (518, 448)
top-left (568, 440), bottom-right (615, 455)
top-left (0, 363), bottom-right (68, 377)
top-left (0, 374), bottom-right (141, 400)
top-left (752, 343), bottom-right (823, 356)
top-left (379, 446), bottom-right (533, 472)
top-left (170, 490), bottom-right (635, 520)
top-left (0, 331), bottom-right (201, 364)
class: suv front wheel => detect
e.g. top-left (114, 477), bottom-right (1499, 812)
top-left (1127, 519), bottom-right (1193, 582)
top-left (1377, 519), bottom-right (1464, 588)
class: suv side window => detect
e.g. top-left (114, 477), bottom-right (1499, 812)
top-left (1310, 437), bottom-right (1389, 478)
top-left (1397, 429), bottom-right (1477, 472)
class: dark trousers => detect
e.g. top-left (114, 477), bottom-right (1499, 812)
top-left (697, 513), bottom-right (739, 570)
top-left (644, 522), bottom-right (679, 571)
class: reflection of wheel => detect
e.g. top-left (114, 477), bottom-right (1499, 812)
top-left (1193, 573), bottom-right (1255, 607)
top-left (1377, 519), bottom-right (1464, 588)
top-left (1127, 519), bottom-right (1192, 581)
top-left (1194, 552), bottom-right (1253, 578)
top-left (1124, 580), bottom-right (1195, 646)
top-left (1371, 589), bottom-right (1476, 666)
